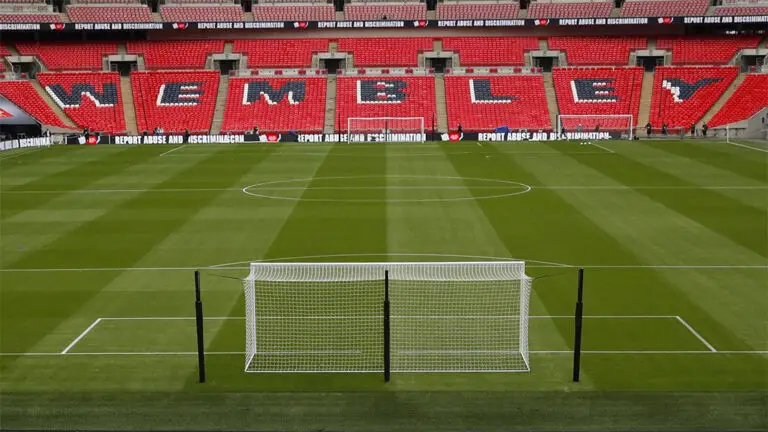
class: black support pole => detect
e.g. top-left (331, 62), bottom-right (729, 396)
top-left (572, 268), bottom-right (584, 382)
top-left (383, 270), bottom-right (391, 383)
top-left (194, 270), bottom-right (206, 383)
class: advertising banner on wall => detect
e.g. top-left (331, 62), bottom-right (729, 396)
top-left (1, 15), bottom-right (766, 32)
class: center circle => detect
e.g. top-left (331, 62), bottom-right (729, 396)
top-left (241, 175), bottom-right (532, 203)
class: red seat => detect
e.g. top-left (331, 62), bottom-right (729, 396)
top-left (436, 3), bottom-right (519, 19)
top-left (233, 39), bottom-right (328, 68)
top-left (221, 77), bottom-right (326, 133)
top-left (15, 42), bottom-right (118, 71)
top-left (131, 70), bottom-right (219, 133)
top-left (338, 38), bottom-right (433, 67)
top-left (344, 3), bottom-right (426, 20)
top-left (548, 37), bottom-right (646, 66)
top-left (714, 5), bottom-right (768, 14)
top-left (656, 36), bottom-right (762, 65)
top-left (0, 80), bottom-right (69, 128)
top-left (37, 72), bottom-right (126, 133)
top-left (335, 76), bottom-right (436, 132)
top-left (528, 0), bottom-right (612, 18)
top-left (445, 75), bottom-right (550, 131)
top-left (621, 0), bottom-right (708, 16)
top-left (0, 12), bottom-right (63, 22)
top-left (160, 5), bottom-right (245, 21)
top-left (650, 66), bottom-right (739, 128)
top-left (442, 37), bottom-right (539, 66)
top-left (552, 66), bottom-right (643, 131)
top-left (251, 5), bottom-right (336, 20)
top-left (709, 74), bottom-right (768, 127)
top-left (127, 40), bottom-right (225, 70)
top-left (67, 5), bottom-right (153, 22)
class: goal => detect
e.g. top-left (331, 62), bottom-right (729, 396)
top-left (244, 262), bottom-right (532, 374)
top-left (557, 114), bottom-right (634, 140)
top-left (347, 117), bottom-right (425, 143)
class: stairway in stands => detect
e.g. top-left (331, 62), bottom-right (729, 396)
top-left (211, 74), bottom-right (230, 134)
top-left (434, 74), bottom-right (448, 133)
top-left (30, 79), bottom-right (78, 131)
top-left (120, 76), bottom-right (138, 134)
top-left (543, 73), bottom-right (559, 130)
top-left (637, 71), bottom-right (655, 128)
top-left (324, 75), bottom-right (337, 133)
top-left (700, 72), bottom-right (746, 126)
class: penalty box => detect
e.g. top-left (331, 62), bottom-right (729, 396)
top-left (61, 315), bottom-right (716, 355)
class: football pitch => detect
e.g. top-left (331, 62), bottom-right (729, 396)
top-left (0, 139), bottom-right (766, 430)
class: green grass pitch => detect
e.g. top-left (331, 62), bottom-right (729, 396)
top-left (0, 139), bottom-right (766, 430)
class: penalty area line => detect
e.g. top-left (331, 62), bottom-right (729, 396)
top-left (727, 140), bottom-right (768, 153)
top-left (675, 316), bottom-right (717, 352)
top-left (61, 318), bottom-right (102, 354)
top-left (158, 145), bottom-right (186, 157)
top-left (586, 142), bottom-right (615, 154)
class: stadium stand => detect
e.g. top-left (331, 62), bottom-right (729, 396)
top-left (620, 0), bottom-right (708, 16)
top-left (714, 5), bottom-right (768, 14)
top-left (344, 3), bottom-right (426, 20)
top-left (127, 40), bottom-right (226, 69)
top-left (131, 70), bottom-right (220, 133)
top-left (0, 0), bottom-right (44, 3)
top-left (251, 4), bottom-right (335, 20)
top-left (442, 37), bottom-right (539, 66)
top-left (0, 80), bottom-right (69, 128)
top-left (221, 77), bottom-right (327, 133)
top-left (37, 72), bottom-right (126, 133)
top-left (436, 2), bottom-right (520, 19)
top-left (335, 76), bottom-right (436, 131)
top-left (67, 5), bottom-right (154, 22)
top-left (233, 39), bottom-right (328, 68)
top-left (707, 74), bottom-right (767, 127)
top-left (548, 37), bottom-right (647, 65)
top-left (15, 42), bottom-right (118, 71)
top-left (527, 0), bottom-right (612, 18)
top-left (445, 75), bottom-right (551, 131)
top-left (0, 12), bottom-right (62, 22)
top-left (0, 45), bottom-right (10, 72)
top-left (337, 38), bottom-right (433, 67)
top-left (649, 66), bottom-right (739, 128)
top-left (160, 5), bottom-right (245, 21)
top-left (656, 36), bottom-right (762, 65)
top-left (552, 66), bottom-right (643, 130)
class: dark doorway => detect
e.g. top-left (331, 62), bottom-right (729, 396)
top-left (636, 56), bottom-right (664, 71)
top-left (216, 60), bottom-right (238, 75)
top-left (322, 58), bottom-right (344, 74)
top-left (110, 61), bottom-right (138, 76)
top-left (532, 56), bottom-right (557, 72)
top-left (427, 57), bottom-right (449, 73)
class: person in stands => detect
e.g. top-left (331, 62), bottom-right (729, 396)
top-left (661, 123), bottom-right (668, 136)
top-left (457, 123), bottom-right (463, 133)
top-left (702, 123), bottom-right (709, 136)
top-left (690, 123), bottom-right (696, 136)
top-left (577, 123), bottom-right (583, 132)
top-left (645, 122), bottom-right (652, 137)
top-left (594, 124), bottom-right (601, 133)
top-left (253, 125), bottom-right (260, 135)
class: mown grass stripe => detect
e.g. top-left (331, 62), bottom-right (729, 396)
top-left (644, 141), bottom-right (767, 184)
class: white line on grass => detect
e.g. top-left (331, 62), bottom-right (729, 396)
top-left (728, 141), bottom-right (768, 153)
top-left (586, 142), bottom-right (615, 154)
top-left (3, 185), bottom-right (766, 195)
top-left (0, 146), bottom-right (48, 162)
top-left (2, 350), bottom-right (767, 357)
top-left (3, 264), bottom-right (766, 272)
top-left (158, 145), bottom-right (186, 156)
top-left (675, 316), bottom-right (717, 352)
top-left (60, 318), bottom-right (102, 354)
top-left (96, 315), bottom-right (678, 320)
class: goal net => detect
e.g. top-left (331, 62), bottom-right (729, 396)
top-left (347, 117), bottom-right (425, 143)
top-left (557, 114), bottom-right (634, 140)
top-left (244, 262), bottom-right (532, 374)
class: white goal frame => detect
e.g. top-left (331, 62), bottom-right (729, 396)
top-left (347, 117), bottom-right (425, 143)
top-left (557, 114), bottom-right (634, 140)
top-left (244, 261), bottom-right (532, 374)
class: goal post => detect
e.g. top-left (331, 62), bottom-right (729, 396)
top-left (557, 114), bottom-right (634, 140)
top-left (347, 117), bottom-right (425, 143)
top-left (244, 262), bottom-right (532, 375)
